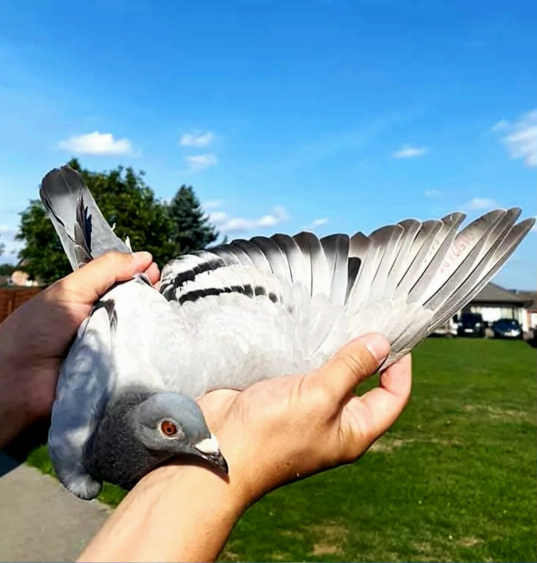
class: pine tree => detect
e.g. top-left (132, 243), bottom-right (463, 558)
top-left (167, 186), bottom-right (219, 255)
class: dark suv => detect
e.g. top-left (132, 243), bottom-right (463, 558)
top-left (457, 312), bottom-right (486, 337)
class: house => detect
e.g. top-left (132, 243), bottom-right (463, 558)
top-left (514, 290), bottom-right (537, 331)
top-left (8, 268), bottom-right (40, 287)
top-left (464, 282), bottom-right (534, 332)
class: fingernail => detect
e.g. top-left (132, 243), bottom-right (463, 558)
top-left (362, 333), bottom-right (390, 364)
top-left (132, 251), bottom-right (152, 264)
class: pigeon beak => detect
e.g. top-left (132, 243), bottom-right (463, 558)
top-left (200, 450), bottom-right (229, 474)
top-left (193, 434), bottom-right (229, 475)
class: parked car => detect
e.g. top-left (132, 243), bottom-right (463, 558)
top-left (456, 312), bottom-right (486, 337)
top-left (432, 317), bottom-right (458, 337)
top-left (491, 318), bottom-right (523, 339)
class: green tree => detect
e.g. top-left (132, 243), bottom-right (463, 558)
top-left (167, 186), bottom-right (219, 255)
top-left (0, 263), bottom-right (16, 276)
top-left (16, 159), bottom-right (177, 284)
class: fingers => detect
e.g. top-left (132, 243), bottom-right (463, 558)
top-left (145, 262), bottom-right (161, 285)
top-left (355, 353), bottom-right (412, 439)
top-left (379, 353), bottom-right (412, 401)
top-left (61, 251), bottom-right (154, 301)
top-left (307, 333), bottom-right (390, 403)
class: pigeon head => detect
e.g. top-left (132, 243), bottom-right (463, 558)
top-left (132, 392), bottom-right (228, 473)
top-left (85, 389), bottom-right (228, 493)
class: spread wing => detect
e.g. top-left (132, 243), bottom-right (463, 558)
top-left (160, 209), bottom-right (535, 365)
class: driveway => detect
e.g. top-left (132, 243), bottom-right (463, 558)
top-left (0, 452), bottom-right (110, 562)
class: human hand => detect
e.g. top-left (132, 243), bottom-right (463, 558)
top-left (198, 334), bottom-right (411, 507)
top-left (0, 251), bottom-right (159, 447)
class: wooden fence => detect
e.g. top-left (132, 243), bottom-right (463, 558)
top-left (0, 287), bottom-right (42, 324)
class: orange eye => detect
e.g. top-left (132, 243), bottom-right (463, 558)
top-left (160, 420), bottom-right (178, 436)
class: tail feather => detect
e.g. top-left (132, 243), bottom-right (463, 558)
top-left (40, 166), bottom-right (131, 270)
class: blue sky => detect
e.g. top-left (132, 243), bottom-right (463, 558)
top-left (0, 0), bottom-right (535, 288)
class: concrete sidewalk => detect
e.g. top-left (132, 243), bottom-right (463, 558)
top-left (0, 452), bottom-right (110, 562)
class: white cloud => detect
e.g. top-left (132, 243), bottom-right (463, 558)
top-left (209, 206), bottom-right (289, 234)
top-left (185, 154), bottom-right (218, 172)
top-left (0, 225), bottom-right (16, 236)
top-left (306, 218), bottom-right (329, 230)
top-left (202, 200), bottom-right (222, 210)
top-left (424, 189), bottom-right (442, 198)
top-left (180, 131), bottom-right (214, 148)
top-left (489, 119), bottom-right (509, 133)
top-left (462, 197), bottom-right (499, 211)
top-left (58, 132), bottom-right (133, 156)
top-left (393, 144), bottom-right (428, 159)
top-left (491, 109), bottom-right (537, 167)
top-left (208, 210), bottom-right (227, 223)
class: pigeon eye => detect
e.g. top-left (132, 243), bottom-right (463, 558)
top-left (160, 420), bottom-right (178, 436)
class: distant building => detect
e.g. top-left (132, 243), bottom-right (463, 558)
top-left (465, 282), bottom-right (534, 332)
top-left (514, 290), bottom-right (537, 331)
top-left (8, 268), bottom-right (40, 287)
top-left (0, 259), bottom-right (41, 287)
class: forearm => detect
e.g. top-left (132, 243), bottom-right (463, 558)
top-left (78, 461), bottom-right (249, 562)
top-left (0, 318), bottom-right (37, 448)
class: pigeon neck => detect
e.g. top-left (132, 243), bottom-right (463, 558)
top-left (85, 388), bottom-right (172, 490)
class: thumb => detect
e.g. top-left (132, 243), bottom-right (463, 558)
top-left (308, 333), bottom-right (390, 403)
top-left (62, 251), bottom-right (153, 300)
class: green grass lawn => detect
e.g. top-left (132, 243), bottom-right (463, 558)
top-left (24, 338), bottom-right (536, 562)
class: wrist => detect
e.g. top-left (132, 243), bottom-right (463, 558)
top-left (80, 459), bottom-right (250, 562)
top-left (155, 456), bottom-right (252, 516)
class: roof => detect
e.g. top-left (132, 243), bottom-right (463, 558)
top-left (471, 282), bottom-right (533, 306)
top-left (514, 290), bottom-right (537, 310)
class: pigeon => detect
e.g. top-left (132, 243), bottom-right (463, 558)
top-left (40, 165), bottom-right (535, 500)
